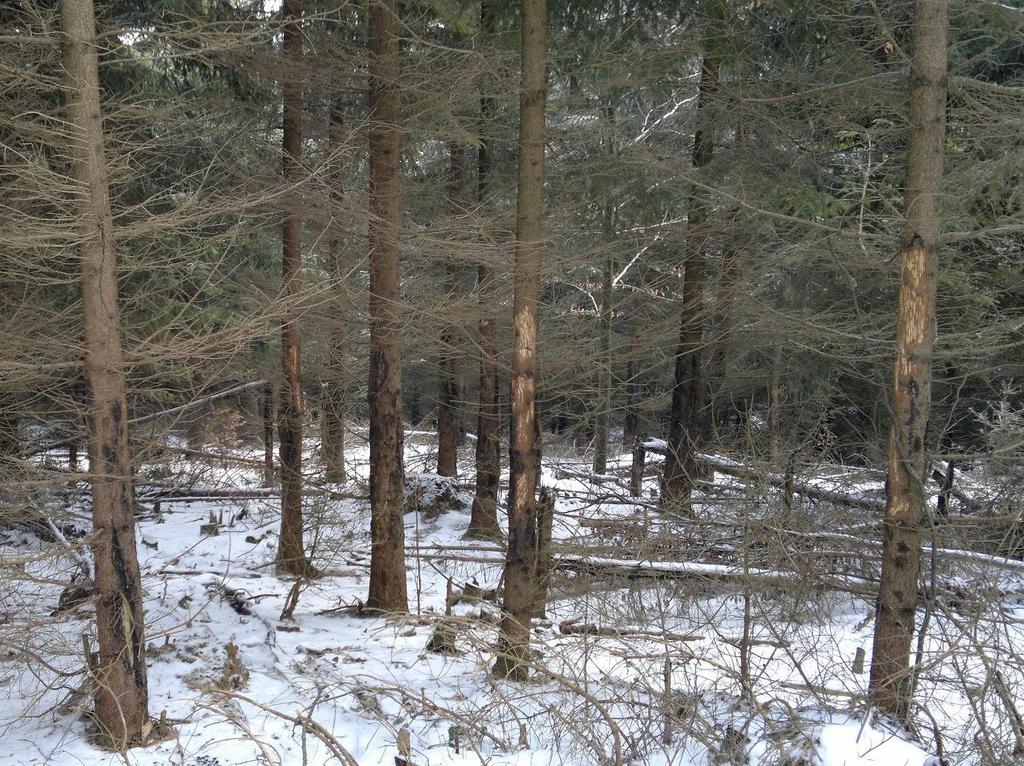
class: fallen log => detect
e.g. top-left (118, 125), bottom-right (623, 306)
top-left (558, 620), bottom-right (702, 642)
top-left (640, 440), bottom-right (885, 512)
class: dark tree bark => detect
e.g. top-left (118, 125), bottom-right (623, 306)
top-left (436, 143), bottom-right (466, 478)
top-left (630, 437), bottom-right (646, 498)
top-left (494, 0), bottom-right (546, 680)
top-left (869, 0), bottom-right (949, 723)
top-left (468, 0), bottom-right (501, 540)
top-left (661, 53), bottom-right (718, 514)
top-left (366, 0), bottom-right (408, 613)
top-left (60, 0), bottom-right (151, 744)
top-left (322, 104), bottom-right (348, 484)
top-left (621, 263), bottom-right (650, 449)
top-left (532, 487), bottom-right (555, 617)
top-left (768, 347), bottom-right (782, 467)
top-left (276, 0), bottom-right (315, 577)
top-left (709, 240), bottom-right (741, 428)
top-left (262, 381), bottom-right (275, 486)
top-left (592, 199), bottom-right (615, 477)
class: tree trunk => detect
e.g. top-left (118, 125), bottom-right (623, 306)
top-left (468, 0), bottom-right (501, 540)
top-left (60, 0), bottom-right (151, 744)
top-left (276, 0), bottom-right (314, 577)
top-left (494, 0), bottom-right (546, 680)
top-left (262, 381), bottom-right (275, 486)
top-left (661, 53), bottom-right (718, 513)
top-left (436, 143), bottom-right (466, 478)
top-left (321, 384), bottom-right (346, 483)
top-left (621, 264), bottom-right (649, 448)
top-left (709, 240), bottom-right (741, 429)
top-left (366, 0), bottom-right (407, 613)
top-left (592, 200), bottom-right (615, 477)
top-left (322, 104), bottom-right (348, 484)
top-left (869, 0), bottom-right (948, 723)
top-left (768, 346), bottom-right (782, 467)
top-left (532, 487), bottom-right (555, 617)
top-left (630, 437), bottom-right (646, 498)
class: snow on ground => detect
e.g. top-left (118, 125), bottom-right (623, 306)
top-left (2, 428), bottom-right (1013, 765)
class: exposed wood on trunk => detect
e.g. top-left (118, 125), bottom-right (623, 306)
top-left (469, 0), bottom-right (501, 539)
top-left (662, 52), bottom-right (719, 513)
top-left (322, 104), bottom-right (348, 484)
top-left (366, 0), bottom-right (407, 613)
top-left (436, 143), bottom-right (466, 478)
top-left (276, 0), bottom-right (314, 578)
top-left (60, 0), bottom-right (151, 743)
top-left (494, 0), bottom-right (546, 680)
top-left (869, 0), bottom-right (949, 722)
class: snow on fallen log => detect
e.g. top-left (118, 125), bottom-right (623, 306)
top-left (639, 439), bottom-right (885, 511)
top-left (558, 620), bottom-right (703, 642)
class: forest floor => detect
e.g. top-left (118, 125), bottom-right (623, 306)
top-left (1, 429), bottom-right (1020, 766)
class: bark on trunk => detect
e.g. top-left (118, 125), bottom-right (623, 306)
top-left (661, 54), bottom-right (718, 513)
top-left (322, 105), bottom-right (348, 484)
top-left (709, 240), bottom-right (741, 428)
top-left (869, 0), bottom-right (948, 723)
top-left (262, 381), bottom-right (275, 486)
top-left (366, 0), bottom-right (408, 613)
top-left (494, 0), bottom-right (546, 680)
top-left (321, 384), bottom-right (346, 483)
top-left (436, 143), bottom-right (466, 478)
top-left (532, 487), bottom-right (555, 617)
top-left (768, 346), bottom-right (782, 467)
top-left (60, 0), bottom-right (151, 744)
top-left (630, 436), bottom-right (647, 498)
top-left (592, 201), bottom-right (615, 476)
top-left (468, 0), bottom-right (501, 540)
top-left (276, 0), bottom-right (314, 577)
top-left (621, 264), bottom-right (650, 448)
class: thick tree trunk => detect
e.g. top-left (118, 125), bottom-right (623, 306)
top-left (322, 105), bottom-right (348, 484)
top-left (869, 0), bottom-right (948, 723)
top-left (262, 381), bottom-right (275, 486)
top-left (366, 0), bottom-right (407, 613)
top-left (494, 0), bottom-right (546, 680)
top-left (661, 54), bottom-right (718, 513)
top-left (436, 143), bottom-right (466, 478)
top-left (60, 0), bottom-right (151, 744)
top-left (276, 0), bottom-right (314, 577)
top-left (468, 0), bottom-right (501, 540)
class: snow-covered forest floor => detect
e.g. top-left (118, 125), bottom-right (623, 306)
top-left (2, 428), bottom-right (1023, 766)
